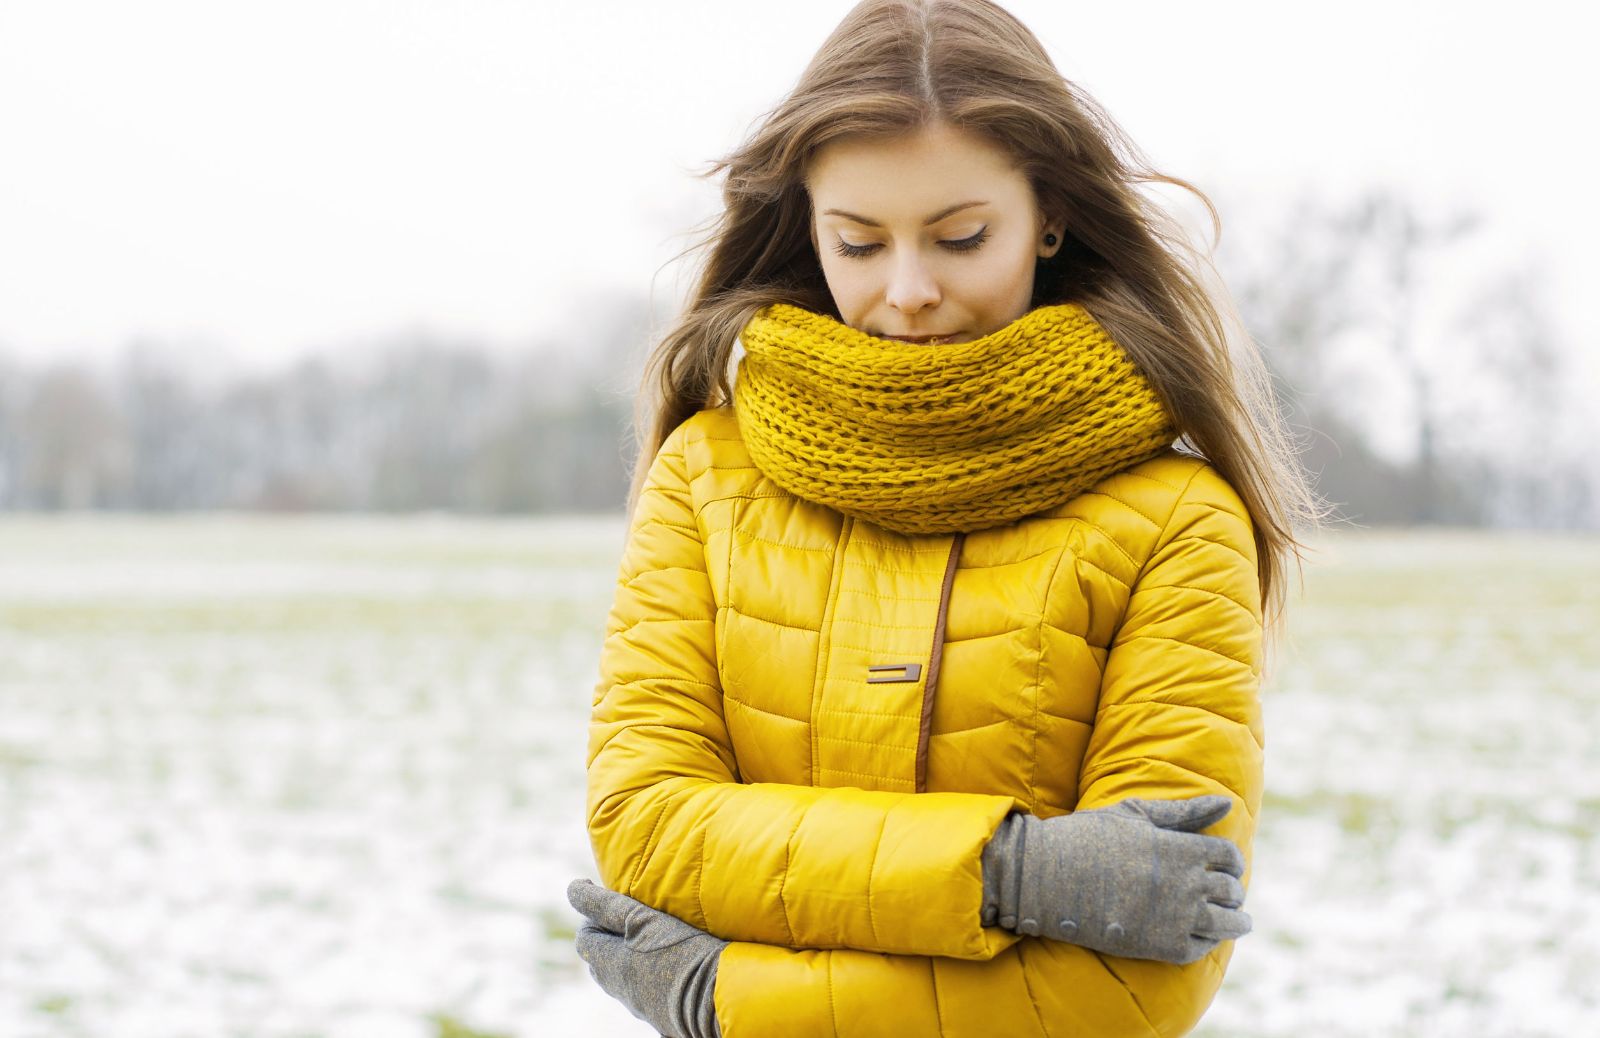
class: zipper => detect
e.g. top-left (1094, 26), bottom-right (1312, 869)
top-left (915, 531), bottom-right (965, 793)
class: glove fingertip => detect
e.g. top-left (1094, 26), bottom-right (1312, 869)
top-left (1143, 794), bottom-right (1233, 832)
top-left (1185, 795), bottom-right (1234, 830)
top-left (567, 878), bottom-right (643, 932)
top-left (566, 877), bottom-right (597, 911)
top-left (1207, 911), bottom-right (1253, 942)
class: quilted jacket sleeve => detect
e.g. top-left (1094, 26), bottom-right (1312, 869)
top-left (711, 462), bottom-right (1265, 1038)
top-left (586, 421), bottom-right (1020, 961)
top-left (1075, 462), bottom-right (1264, 863)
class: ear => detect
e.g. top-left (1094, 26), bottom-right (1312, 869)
top-left (1037, 214), bottom-right (1067, 260)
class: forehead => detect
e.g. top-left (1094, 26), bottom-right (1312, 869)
top-left (806, 122), bottom-right (1032, 215)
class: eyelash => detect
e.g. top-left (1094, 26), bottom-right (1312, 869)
top-left (832, 227), bottom-right (990, 259)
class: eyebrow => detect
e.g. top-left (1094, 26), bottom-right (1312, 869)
top-left (820, 200), bottom-right (987, 227)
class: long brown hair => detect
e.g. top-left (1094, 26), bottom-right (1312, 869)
top-left (626, 0), bottom-right (1327, 646)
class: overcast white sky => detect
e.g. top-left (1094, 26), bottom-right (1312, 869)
top-left (1, 0), bottom-right (1595, 391)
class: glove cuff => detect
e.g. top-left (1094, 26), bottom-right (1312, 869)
top-left (980, 811), bottom-right (1027, 929)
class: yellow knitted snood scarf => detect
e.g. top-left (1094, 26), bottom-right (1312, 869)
top-left (733, 302), bottom-right (1177, 535)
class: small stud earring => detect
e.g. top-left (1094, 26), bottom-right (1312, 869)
top-left (1044, 233), bottom-right (1058, 247)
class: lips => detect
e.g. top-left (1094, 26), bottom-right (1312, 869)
top-left (881, 333), bottom-right (956, 344)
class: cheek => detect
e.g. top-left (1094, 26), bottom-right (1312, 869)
top-left (961, 245), bottom-right (1037, 317)
top-left (819, 256), bottom-right (873, 321)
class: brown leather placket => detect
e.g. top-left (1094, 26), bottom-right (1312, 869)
top-left (915, 531), bottom-right (965, 793)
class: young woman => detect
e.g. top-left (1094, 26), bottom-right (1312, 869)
top-left (566, 1), bottom-right (1322, 1035)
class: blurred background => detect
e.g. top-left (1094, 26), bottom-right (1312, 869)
top-left (1, 1), bottom-right (1595, 1036)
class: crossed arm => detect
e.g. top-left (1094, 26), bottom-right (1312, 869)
top-left (585, 427), bottom-right (1264, 1037)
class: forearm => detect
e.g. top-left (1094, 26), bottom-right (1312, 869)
top-left (587, 748), bottom-right (1019, 958)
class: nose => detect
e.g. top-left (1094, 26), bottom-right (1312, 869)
top-left (883, 249), bottom-right (941, 315)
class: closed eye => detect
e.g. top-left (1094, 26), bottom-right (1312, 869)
top-left (830, 226), bottom-right (991, 259)
top-left (941, 227), bottom-right (989, 252)
top-left (832, 239), bottom-right (880, 259)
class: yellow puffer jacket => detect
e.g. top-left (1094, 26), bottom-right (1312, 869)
top-left (587, 405), bottom-right (1264, 1037)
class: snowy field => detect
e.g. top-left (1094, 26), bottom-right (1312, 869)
top-left (0, 517), bottom-right (1595, 1037)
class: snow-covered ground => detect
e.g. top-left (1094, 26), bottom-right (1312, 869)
top-left (0, 518), bottom-right (1595, 1037)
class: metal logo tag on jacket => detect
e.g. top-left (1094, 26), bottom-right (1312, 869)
top-left (866, 662), bottom-right (922, 684)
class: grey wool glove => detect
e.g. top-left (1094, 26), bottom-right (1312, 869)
top-left (980, 795), bottom-right (1251, 964)
top-left (567, 878), bottom-right (726, 1038)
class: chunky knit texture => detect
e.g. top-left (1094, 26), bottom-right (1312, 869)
top-left (733, 302), bottom-right (1177, 534)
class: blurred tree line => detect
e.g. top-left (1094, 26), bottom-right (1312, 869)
top-left (1219, 188), bottom-right (1595, 528)
top-left (0, 301), bottom-right (648, 514)
top-left (0, 189), bottom-right (1594, 526)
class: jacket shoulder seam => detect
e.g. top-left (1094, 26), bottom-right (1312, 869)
top-left (1108, 464), bottom-right (1192, 493)
top-left (1072, 488), bottom-right (1164, 530)
top-left (1154, 466), bottom-right (1208, 552)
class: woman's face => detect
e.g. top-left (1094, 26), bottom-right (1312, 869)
top-left (806, 121), bottom-right (1065, 344)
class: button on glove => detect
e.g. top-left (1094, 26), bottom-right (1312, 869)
top-left (980, 795), bottom-right (1252, 964)
top-left (567, 878), bottom-right (726, 1038)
